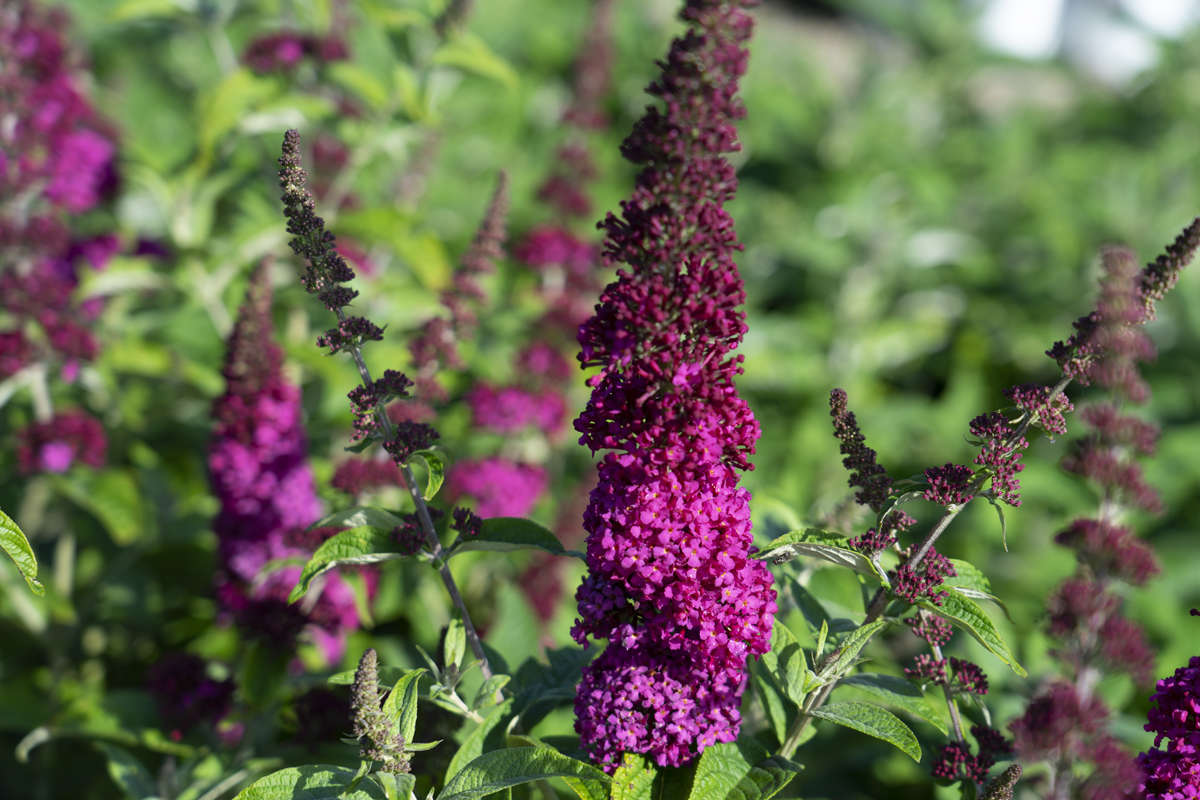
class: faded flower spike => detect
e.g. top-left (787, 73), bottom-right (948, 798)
top-left (571, 0), bottom-right (776, 771)
top-left (351, 649), bottom-right (410, 774)
top-left (279, 129), bottom-right (359, 310)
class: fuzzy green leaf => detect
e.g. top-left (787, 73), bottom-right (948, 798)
top-left (817, 618), bottom-right (889, 682)
top-left (811, 701), bottom-right (922, 762)
top-left (1, 507), bottom-right (43, 595)
top-left (289, 526), bottom-right (408, 603)
top-left (438, 746), bottom-right (609, 800)
top-left (232, 765), bottom-right (387, 800)
top-left (410, 449), bottom-right (445, 501)
top-left (449, 518), bottom-right (578, 560)
top-left (757, 529), bottom-right (884, 581)
top-left (381, 668), bottom-right (426, 745)
top-left (920, 592), bottom-right (1026, 677)
top-left (837, 673), bottom-right (948, 735)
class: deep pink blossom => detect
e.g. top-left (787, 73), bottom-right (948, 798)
top-left (571, 0), bottom-right (775, 770)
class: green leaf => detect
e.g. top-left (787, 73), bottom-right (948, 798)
top-left (445, 699), bottom-right (513, 783)
top-left (438, 746), bottom-right (609, 800)
top-left (1, 507), bottom-right (43, 595)
top-left (757, 529), bottom-right (884, 581)
top-left (611, 753), bottom-right (657, 800)
top-left (444, 614), bottom-right (467, 672)
top-left (232, 765), bottom-right (387, 800)
top-left (51, 470), bottom-right (147, 545)
top-left (289, 526), bottom-right (409, 603)
top-left (817, 618), bottom-right (889, 682)
top-left (196, 69), bottom-right (277, 162)
top-left (431, 33), bottom-right (519, 89)
top-left (837, 673), bottom-right (948, 736)
top-left (731, 756), bottom-right (805, 800)
top-left (449, 518), bottom-right (577, 560)
top-left (96, 743), bottom-right (158, 800)
top-left (750, 660), bottom-right (790, 744)
top-left (472, 674), bottom-right (511, 711)
top-left (410, 449), bottom-right (445, 501)
top-left (920, 592), bottom-right (1026, 677)
top-left (687, 741), bottom-right (802, 800)
top-left (811, 701), bottom-right (922, 762)
top-left (327, 62), bottom-right (391, 112)
top-left (511, 647), bottom-right (595, 730)
top-left (943, 559), bottom-right (992, 594)
top-left (310, 506), bottom-right (407, 531)
top-left (108, 0), bottom-right (191, 23)
top-left (382, 669), bottom-right (426, 745)
top-left (759, 620), bottom-right (809, 706)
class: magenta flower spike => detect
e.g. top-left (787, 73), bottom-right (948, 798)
top-left (209, 263), bottom-right (361, 663)
top-left (570, 0), bottom-right (776, 770)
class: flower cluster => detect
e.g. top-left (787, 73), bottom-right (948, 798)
top-left (892, 550), bottom-right (956, 606)
top-left (968, 412), bottom-right (1026, 506)
top-left (208, 264), bottom-right (362, 662)
top-left (570, 0), bottom-right (776, 770)
top-left (242, 31), bottom-right (348, 75)
top-left (1136, 650), bottom-right (1200, 799)
top-left (923, 463), bottom-right (975, 507)
top-left (15, 410), bottom-right (105, 474)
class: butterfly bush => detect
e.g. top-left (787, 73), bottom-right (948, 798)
top-left (570, 0), bottom-right (776, 770)
top-left (209, 263), bottom-right (362, 663)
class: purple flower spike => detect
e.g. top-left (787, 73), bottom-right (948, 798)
top-left (570, 0), bottom-right (775, 771)
top-left (209, 263), bottom-right (364, 662)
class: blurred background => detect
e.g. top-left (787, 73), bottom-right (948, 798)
top-left (3, 0), bottom-right (1200, 797)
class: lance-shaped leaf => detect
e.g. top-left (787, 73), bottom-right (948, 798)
top-left (289, 525), bottom-right (409, 603)
top-left (817, 618), bottom-right (889, 683)
top-left (756, 529), bottom-right (885, 582)
top-left (410, 449), bottom-right (445, 501)
top-left (811, 701), bottom-right (921, 762)
top-left (837, 673), bottom-right (948, 736)
top-left (381, 668), bottom-right (426, 744)
top-left (445, 700), bottom-right (513, 783)
top-left (1, 507), bottom-right (43, 595)
top-left (448, 517), bottom-right (580, 560)
top-left (920, 592), bottom-right (1026, 677)
top-left (686, 742), bottom-right (804, 800)
top-left (759, 620), bottom-right (810, 706)
top-left (437, 746), bottom-right (609, 800)
top-left (309, 506), bottom-right (407, 531)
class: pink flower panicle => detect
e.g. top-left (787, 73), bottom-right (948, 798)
top-left (571, 0), bottom-right (776, 771)
top-left (242, 31), bottom-right (348, 75)
top-left (892, 548), bottom-right (955, 606)
top-left (209, 263), bottom-right (362, 662)
top-left (1136, 654), bottom-right (1200, 799)
top-left (923, 463), bottom-right (975, 507)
